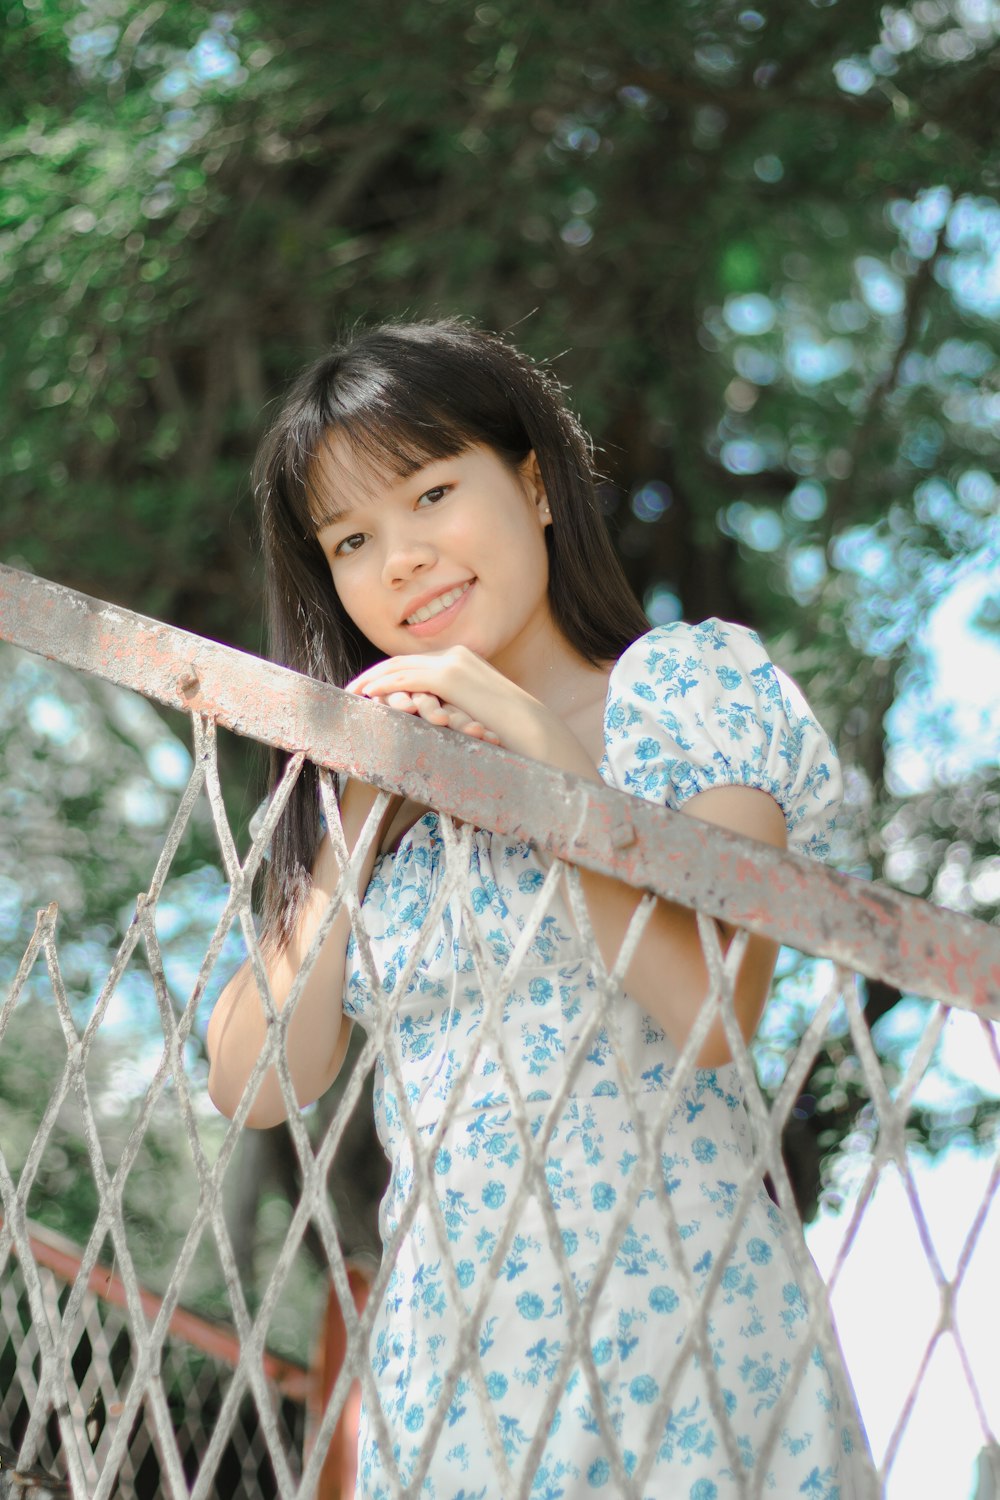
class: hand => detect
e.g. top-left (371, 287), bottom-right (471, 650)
top-left (348, 647), bottom-right (598, 779)
top-left (346, 677), bottom-right (502, 744)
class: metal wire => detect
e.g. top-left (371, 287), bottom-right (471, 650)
top-left (1, 568), bottom-right (998, 1498)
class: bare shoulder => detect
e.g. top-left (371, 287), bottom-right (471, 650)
top-left (681, 784), bottom-right (788, 848)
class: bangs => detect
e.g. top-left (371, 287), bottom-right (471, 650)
top-left (272, 329), bottom-right (531, 535)
top-left (302, 410), bottom-right (474, 530)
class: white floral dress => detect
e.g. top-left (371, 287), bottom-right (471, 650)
top-left (343, 620), bottom-right (869, 1500)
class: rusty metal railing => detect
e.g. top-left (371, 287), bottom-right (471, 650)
top-left (1, 566), bottom-right (996, 1013)
top-left (1, 563), bottom-right (998, 1499)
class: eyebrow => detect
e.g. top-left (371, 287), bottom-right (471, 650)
top-left (307, 463), bottom-right (393, 532)
top-left (311, 501), bottom-right (353, 531)
top-left (308, 450), bottom-right (452, 532)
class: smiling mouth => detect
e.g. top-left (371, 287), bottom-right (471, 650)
top-left (404, 581), bottom-right (472, 626)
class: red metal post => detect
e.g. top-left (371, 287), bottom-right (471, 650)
top-left (310, 1267), bottom-right (372, 1500)
top-left (2, 1215), bottom-right (311, 1401)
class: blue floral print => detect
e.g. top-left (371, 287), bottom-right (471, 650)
top-left (343, 621), bottom-right (868, 1497)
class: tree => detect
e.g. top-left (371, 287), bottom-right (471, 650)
top-left (1, 0), bottom-right (998, 1299)
top-left (0, 641), bottom-right (334, 1354)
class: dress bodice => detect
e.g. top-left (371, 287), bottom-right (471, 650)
top-left (342, 622), bottom-right (868, 1499)
top-left (342, 619), bottom-right (842, 1151)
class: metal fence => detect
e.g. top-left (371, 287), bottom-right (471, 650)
top-left (0, 1215), bottom-right (310, 1498)
top-left (1, 562), bottom-right (998, 1499)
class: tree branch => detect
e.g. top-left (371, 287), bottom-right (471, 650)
top-left (825, 221), bottom-right (949, 538)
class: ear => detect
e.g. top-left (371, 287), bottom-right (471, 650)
top-left (521, 451), bottom-right (551, 525)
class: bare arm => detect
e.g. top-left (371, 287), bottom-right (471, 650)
top-left (206, 779), bottom-right (398, 1129)
top-left (573, 785), bottom-right (787, 1068)
top-left (345, 649), bottom-right (789, 1067)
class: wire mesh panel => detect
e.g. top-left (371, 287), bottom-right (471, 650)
top-left (0, 1230), bottom-right (308, 1498)
top-left (1, 565), bottom-right (999, 1499)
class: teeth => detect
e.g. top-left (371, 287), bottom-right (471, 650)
top-left (406, 582), bottom-right (470, 625)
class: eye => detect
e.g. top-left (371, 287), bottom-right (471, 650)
top-left (416, 485), bottom-right (450, 507)
top-left (332, 531), bottom-right (367, 557)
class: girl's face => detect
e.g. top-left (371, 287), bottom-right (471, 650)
top-left (311, 439), bottom-right (557, 675)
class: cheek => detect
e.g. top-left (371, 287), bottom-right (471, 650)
top-left (476, 502), bottom-right (542, 561)
top-left (506, 515), bottom-right (550, 582)
top-left (329, 567), bottom-right (371, 629)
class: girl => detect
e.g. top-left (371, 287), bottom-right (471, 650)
top-left (207, 320), bottom-right (869, 1498)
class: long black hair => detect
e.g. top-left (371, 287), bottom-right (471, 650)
top-left (254, 318), bottom-right (648, 938)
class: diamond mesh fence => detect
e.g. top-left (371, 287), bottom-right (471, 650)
top-left (1, 565), bottom-right (999, 1500)
top-left (0, 1218), bottom-right (309, 1499)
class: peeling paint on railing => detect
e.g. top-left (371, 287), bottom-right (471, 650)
top-left (2, 563), bottom-right (998, 1015)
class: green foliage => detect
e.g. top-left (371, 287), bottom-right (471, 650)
top-left (1, 0), bottom-right (997, 1269)
top-left (1, 1), bottom-right (997, 719)
top-left (0, 644), bottom-right (324, 1353)
top-left (0, 646), bottom-right (217, 1274)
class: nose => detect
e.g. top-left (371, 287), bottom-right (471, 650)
top-left (380, 528), bottom-right (437, 589)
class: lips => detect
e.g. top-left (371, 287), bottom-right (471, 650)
top-left (401, 579), bottom-right (473, 627)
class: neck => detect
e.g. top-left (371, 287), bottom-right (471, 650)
top-left (491, 614), bottom-right (611, 720)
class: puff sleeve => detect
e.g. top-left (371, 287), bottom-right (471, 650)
top-left (602, 619), bottom-right (842, 859)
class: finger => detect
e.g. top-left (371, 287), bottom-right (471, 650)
top-left (443, 709), bottom-right (502, 744)
top-left (346, 665), bottom-right (407, 693)
top-left (377, 686), bottom-right (501, 744)
top-left (435, 700), bottom-right (475, 729)
top-left (362, 674), bottom-right (435, 700)
top-left (351, 655), bottom-right (438, 693)
top-left (356, 651), bottom-right (462, 693)
top-left (411, 692), bottom-right (449, 723)
top-left (346, 674), bottom-right (395, 697)
top-left (347, 671), bottom-right (397, 698)
top-left (432, 699), bottom-right (494, 737)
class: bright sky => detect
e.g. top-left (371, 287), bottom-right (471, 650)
top-left (888, 545), bottom-right (1000, 793)
top-left (808, 548), bottom-right (1000, 1497)
top-left (807, 1133), bottom-right (999, 1498)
